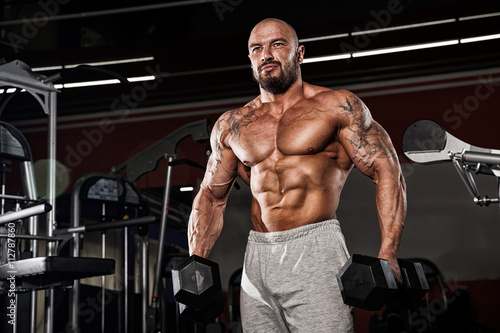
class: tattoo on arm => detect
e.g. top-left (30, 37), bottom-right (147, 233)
top-left (348, 122), bottom-right (395, 164)
top-left (211, 103), bottom-right (259, 166)
top-left (341, 97), bottom-right (395, 168)
top-left (218, 104), bottom-right (259, 143)
top-left (339, 96), bottom-right (360, 113)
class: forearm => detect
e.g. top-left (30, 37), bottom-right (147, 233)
top-left (188, 189), bottom-right (226, 258)
top-left (375, 168), bottom-right (407, 260)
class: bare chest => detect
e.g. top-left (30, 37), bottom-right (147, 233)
top-left (229, 108), bottom-right (336, 166)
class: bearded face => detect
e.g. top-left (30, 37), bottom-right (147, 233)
top-left (252, 52), bottom-right (300, 95)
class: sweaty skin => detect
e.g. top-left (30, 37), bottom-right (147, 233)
top-left (188, 18), bottom-right (406, 283)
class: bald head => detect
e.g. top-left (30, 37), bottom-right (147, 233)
top-left (247, 18), bottom-right (304, 95)
top-left (248, 18), bottom-right (299, 51)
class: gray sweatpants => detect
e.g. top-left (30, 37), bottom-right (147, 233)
top-left (240, 220), bottom-right (354, 333)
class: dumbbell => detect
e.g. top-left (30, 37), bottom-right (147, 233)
top-left (172, 255), bottom-right (224, 326)
top-left (336, 254), bottom-right (429, 311)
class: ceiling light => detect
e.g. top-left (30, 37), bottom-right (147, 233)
top-left (300, 33), bottom-right (349, 43)
top-left (128, 75), bottom-right (156, 82)
top-left (352, 39), bottom-right (459, 58)
top-left (64, 56), bottom-right (154, 69)
top-left (32, 56), bottom-right (154, 72)
top-left (351, 18), bottom-right (456, 36)
top-left (459, 12), bottom-right (500, 21)
top-left (180, 186), bottom-right (194, 192)
top-left (460, 33), bottom-right (500, 44)
top-left (303, 54), bottom-right (351, 64)
top-left (32, 65), bottom-right (64, 72)
top-left (0, 88), bottom-right (22, 94)
top-left (62, 79), bottom-right (121, 88)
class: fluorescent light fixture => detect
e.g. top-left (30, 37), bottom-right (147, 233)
top-left (64, 56), bottom-right (154, 69)
top-left (128, 75), bottom-right (156, 82)
top-left (303, 53), bottom-right (351, 64)
top-left (460, 33), bottom-right (500, 44)
top-left (44, 75), bottom-right (155, 89)
top-left (180, 186), bottom-right (194, 192)
top-left (352, 39), bottom-right (459, 58)
top-left (32, 65), bottom-right (64, 72)
top-left (459, 11), bottom-right (500, 21)
top-left (0, 88), bottom-right (24, 93)
top-left (351, 18), bottom-right (456, 36)
top-left (63, 79), bottom-right (121, 88)
top-left (32, 56), bottom-right (154, 72)
top-left (300, 33), bottom-right (349, 43)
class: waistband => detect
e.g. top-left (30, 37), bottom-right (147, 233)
top-left (248, 219), bottom-right (340, 244)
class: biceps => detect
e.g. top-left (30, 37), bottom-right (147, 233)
top-left (342, 121), bottom-right (398, 176)
top-left (202, 147), bottom-right (238, 200)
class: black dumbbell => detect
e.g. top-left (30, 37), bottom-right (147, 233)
top-left (172, 255), bottom-right (224, 325)
top-left (336, 254), bottom-right (429, 311)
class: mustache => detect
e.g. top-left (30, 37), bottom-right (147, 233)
top-left (258, 60), bottom-right (281, 72)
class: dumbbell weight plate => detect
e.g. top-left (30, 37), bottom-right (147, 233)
top-left (394, 259), bottom-right (429, 309)
top-left (179, 293), bottom-right (224, 326)
top-left (336, 254), bottom-right (398, 311)
top-left (172, 255), bottom-right (222, 311)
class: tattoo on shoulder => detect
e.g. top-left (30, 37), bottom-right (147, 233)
top-left (347, 116), bottom-right (395, 167)
top-left (219, 104), bottom-right (259, 141)
top-left (339, 96), bottom-right (360, 113)
top-left (210, 103), bottom-right (259, 166)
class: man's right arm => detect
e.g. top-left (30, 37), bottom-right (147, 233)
top-left (188, 114), bottom-right (239, 258)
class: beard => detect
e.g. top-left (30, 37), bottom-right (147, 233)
top-left (253, 55), bottom-right (300, 95)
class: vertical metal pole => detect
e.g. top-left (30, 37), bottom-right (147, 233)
top-left (150, 154), bottom-right (175, 332)
top-left (20, 161), bottom-right (39, 333)
top-left (1, 173), bottom-right (5, 214)
top-left (70, 178), bottom-right (84, 333)
top-left (124, 226), bottom-right (129, 333)
top-left (101, 204), bottom-right (106, 333)
top-left (141, 235), bottom-right (149, 333)
top-left (45, 90), bottom-right (57, 333)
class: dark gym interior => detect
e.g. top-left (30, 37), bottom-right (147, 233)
top-left (1, 0), bottom-right (500, 332)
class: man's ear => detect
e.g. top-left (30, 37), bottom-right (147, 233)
top-left (297, 45), bottom-right (305, 64)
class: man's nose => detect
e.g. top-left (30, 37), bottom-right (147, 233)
top-left (261, 46), bottom-right (273, 62)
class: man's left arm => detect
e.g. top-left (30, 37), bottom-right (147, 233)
top-left (336, 90), bottom-right (407, 284)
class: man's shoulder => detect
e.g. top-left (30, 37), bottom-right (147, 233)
top-left (304, 83), bottom-right (357, 103)
top-left (215, 97), bottom-right (261, 130)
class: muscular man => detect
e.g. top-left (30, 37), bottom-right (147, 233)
top-left (188, 18), bottom-right (406, 332)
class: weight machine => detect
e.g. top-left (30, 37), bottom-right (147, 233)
top-left (0, 59), bottom-right (211, 333)
top-left (112, 118), bottom-right (210, 333)
top-left (402, 119), bottom-right (500, 207)
top-left (0, 60), bottom-right (124, 333)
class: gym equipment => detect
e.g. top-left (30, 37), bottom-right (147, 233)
top-left (0, 203), bottom-right (51, 225)
top-left (69, 173), bottom-right (147, 333)
top-left (337, 254), bottom-right (429, 311)
top-left (0, 60), bottom-right (59, 333)
top-left (0, 121), bottom-right (128, 333)
top-left (171, 255), bottom-right (224, 325)
top-left (403, 119), bottom-right (500, 207)
top-left (0, 256), bottom-right (115, 289)
top-left (112, 118), bottom-right (210, 333)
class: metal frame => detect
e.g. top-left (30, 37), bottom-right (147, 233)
top-left (403, 119), bottom-right (500, 207)
top-left (69, 172), bottom-right (146, 333)
top-left (112, 118), bottom-right (210, 333)
top-left (0, 60), bottom-right (58, 333)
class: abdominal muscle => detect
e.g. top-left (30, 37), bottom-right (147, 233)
top-left (248, 153), bottom-right (351, 232)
